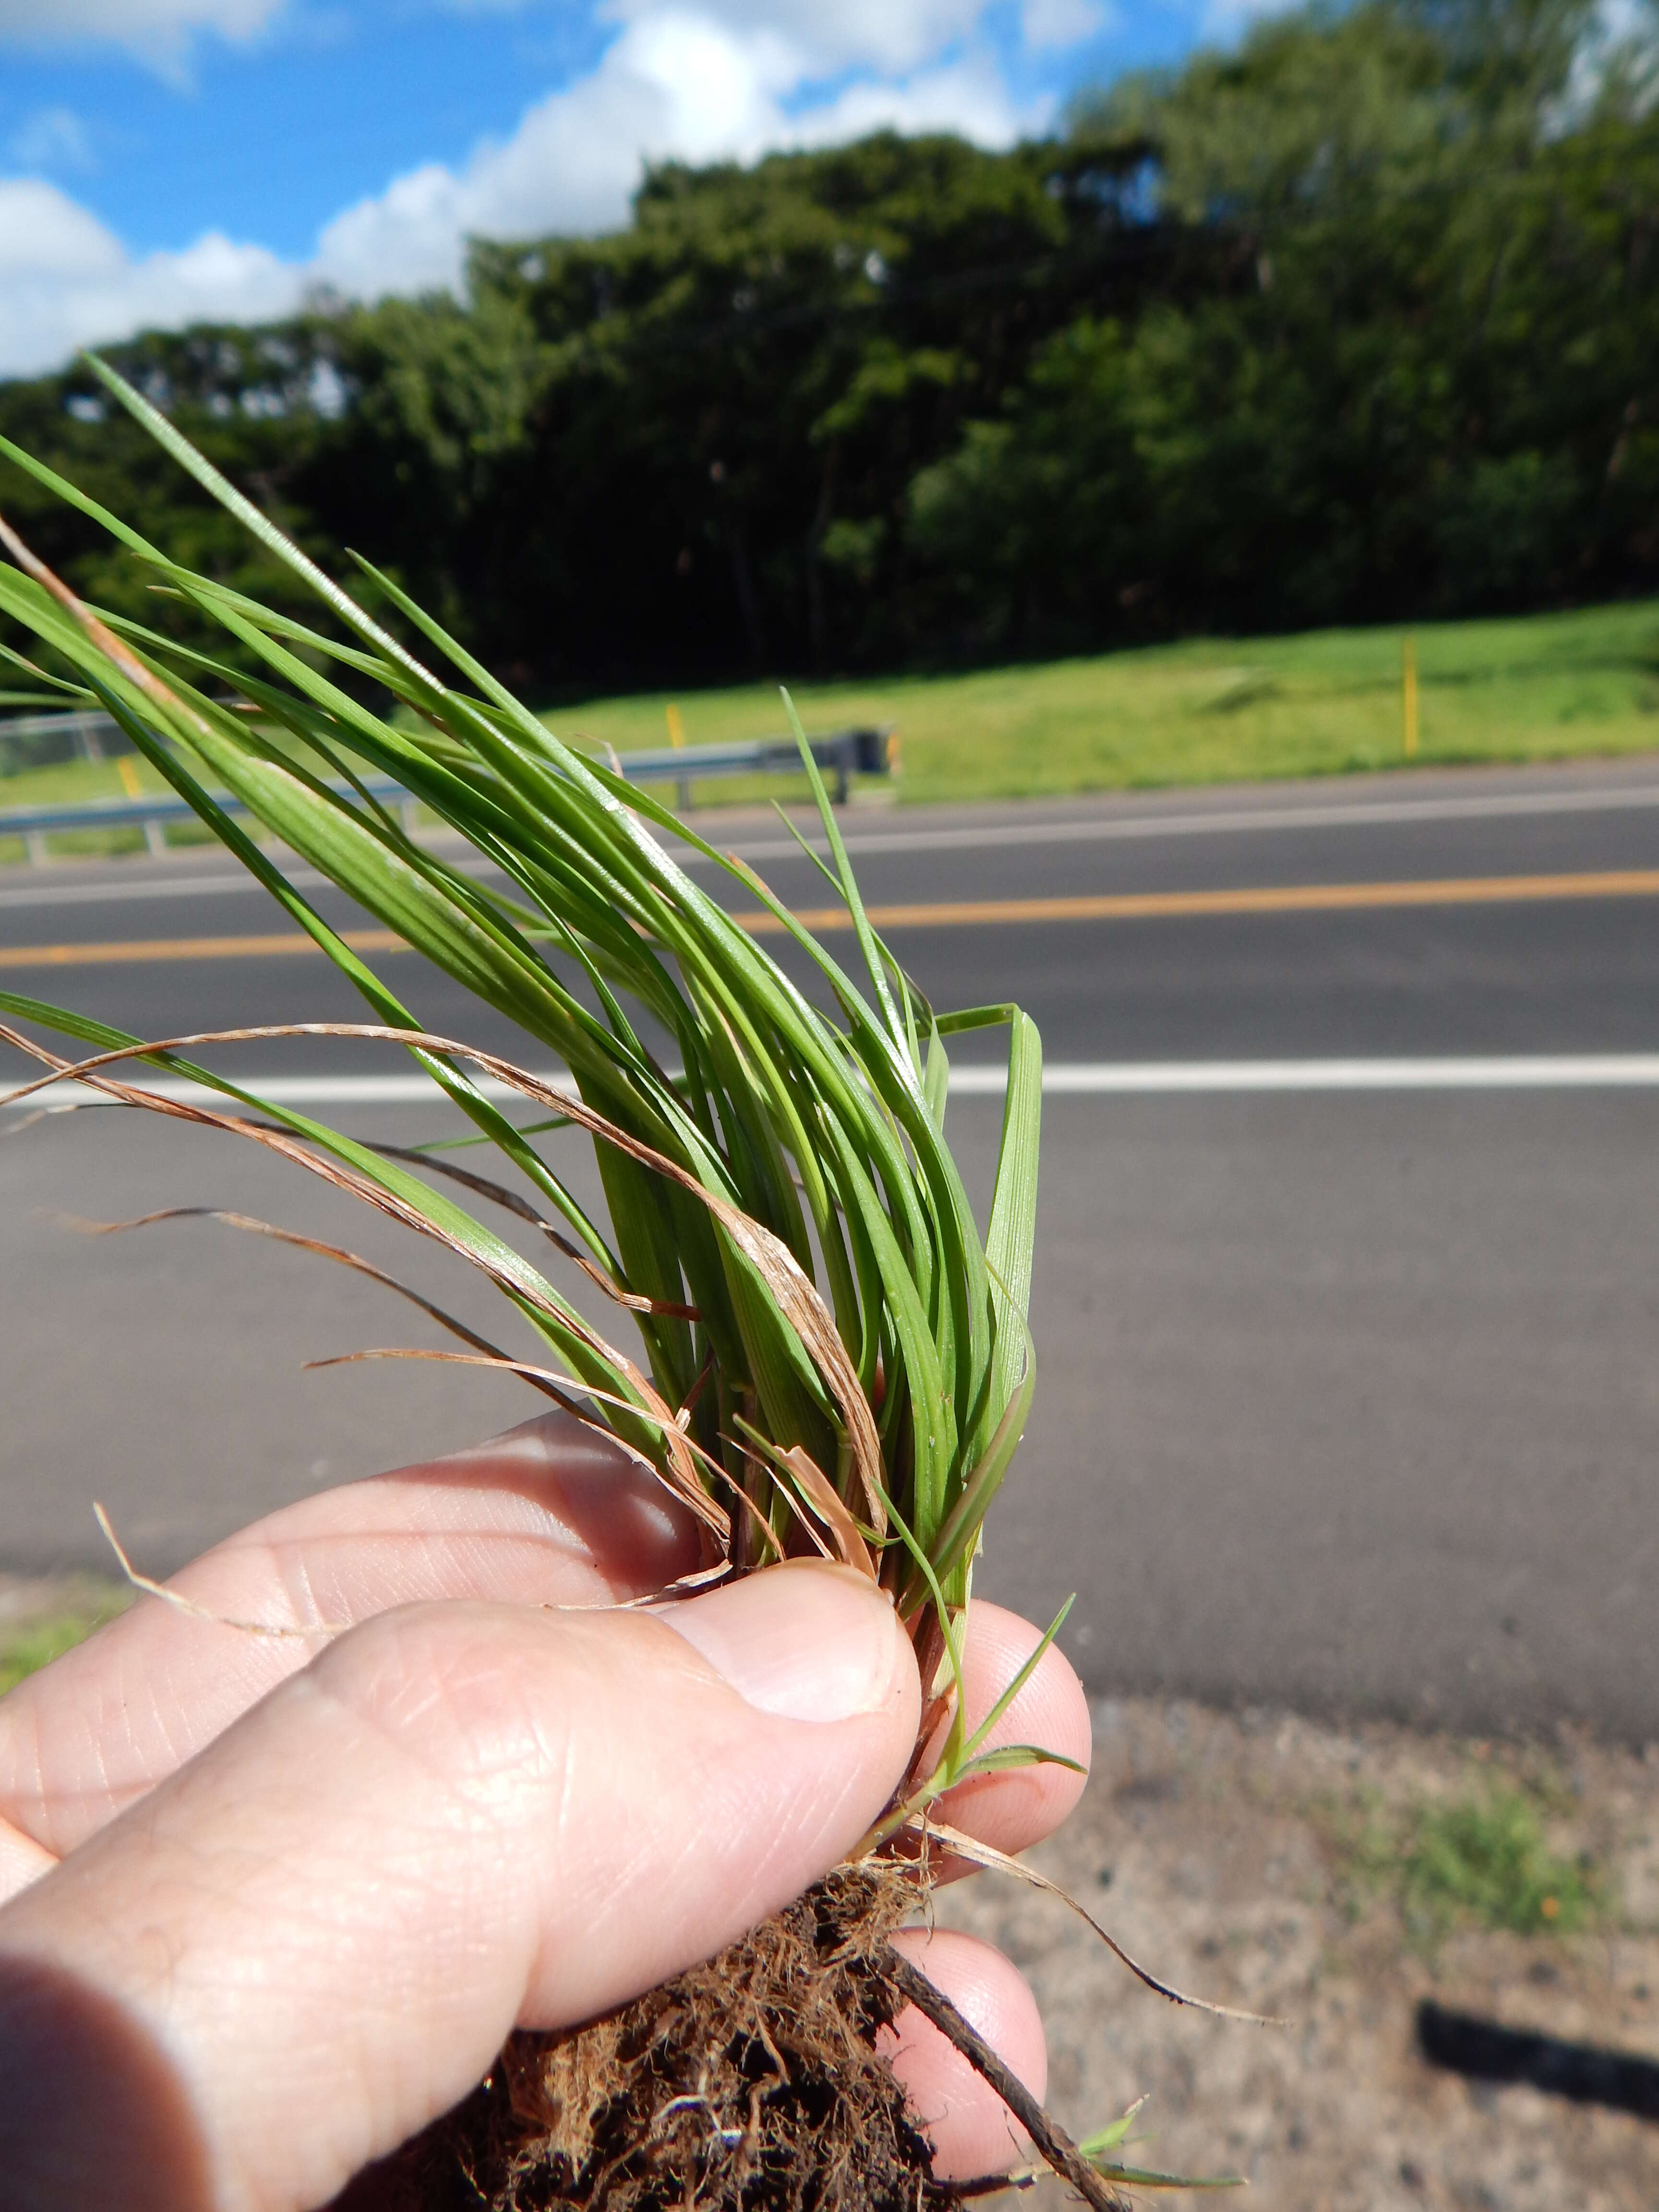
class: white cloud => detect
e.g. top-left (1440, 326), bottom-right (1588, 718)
top-left (787, 55), bottom-right (1044, 150)
top-left (601, 0), bottom-right (992, 77)
top-left (0, 178), bottom-right (301, 376)
top-left (315, 9), bottom-right (1045, 300)
top-left (315, 14), bottom-right (759, 297)
top-left (0, 0), bottom-right (285, 78)
top-left (1021, 0), bottom-right (1109, 51)
top-left (0, 0), bottom-right (1074, 373)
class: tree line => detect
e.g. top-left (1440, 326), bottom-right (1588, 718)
top-left (2, 0), bottom-right (1657, 696)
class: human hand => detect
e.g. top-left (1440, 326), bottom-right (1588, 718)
top-left (0, 1411), bottom-right (1090, 2212)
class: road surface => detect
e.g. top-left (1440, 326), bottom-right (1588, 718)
top-left (2, 758), bottom-right (1657, 1740)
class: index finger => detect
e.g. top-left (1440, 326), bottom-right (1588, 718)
top-left (0, 1408), bottom-right (701, 1860)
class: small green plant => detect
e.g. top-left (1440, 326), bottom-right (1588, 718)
top-left (0, 357), bottom-right (1044, 1685)
top-left (1075, 2099), bottom-right (1242, 2193)
top-left (1402, 1784), bottom-right (1598, 1943)
top-left (1320, 1774), bottom-right (1600, 1947)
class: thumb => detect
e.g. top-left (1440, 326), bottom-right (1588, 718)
top-left (0, 1562), bottom-right (918, 2212)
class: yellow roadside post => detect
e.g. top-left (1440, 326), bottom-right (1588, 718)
top-left (117, 753), bottom-right (167, 855)
top-left (666, 701), bottom-right (691, 811)
top-left (1403, 634), bottom-right (1419, 760)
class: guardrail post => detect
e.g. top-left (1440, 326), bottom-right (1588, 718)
top-left (143, 819), bottom-right (168, 859)
top-left (24, 830), bottom-right (48, 867)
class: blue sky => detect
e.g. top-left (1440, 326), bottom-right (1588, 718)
top-left (0, 0), bottom-right (1276, 378)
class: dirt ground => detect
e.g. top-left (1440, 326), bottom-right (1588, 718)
top-left (937, 1696), bottom-right (1659, 2212)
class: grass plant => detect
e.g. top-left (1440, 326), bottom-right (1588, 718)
top-left (0, 360), bottom-right (1172, 2205)
top-left (1402, 1786), bottom-right (1599, 1944)
top-left (1328, 1777), bottom-right (1600, 1950)
top-left (0, 352), bottom-right (1048, 1706)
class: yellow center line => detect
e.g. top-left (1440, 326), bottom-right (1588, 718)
top-left (1, 870), bottom-right (1657, 971)
top-left (0, 929), bottom-right (404, 972)
top-left (759, 869), bottom-right (1659, 934)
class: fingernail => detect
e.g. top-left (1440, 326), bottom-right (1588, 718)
top-left (656, 1560), bottom-right (909, 1722)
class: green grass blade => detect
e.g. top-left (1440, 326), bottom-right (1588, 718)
top-left (942, 1744), bottom-right (1088, 1784)
top-left (779, 686), bottom-right (909, 1060)
top-left (923, 1017), bottom-right (950, 1133)
top-left (959, 1595), bottom-right (1075, 1767)
top-left (1088, 2166), bottom-right (1246, 2191)
top-left (984, 1010), bottom-right (1042, 1432)
top-left (85, 355), bottom-right (440, 689)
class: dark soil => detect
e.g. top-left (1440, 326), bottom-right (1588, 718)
top-left (333, 1864), bottom-right (952, 2212)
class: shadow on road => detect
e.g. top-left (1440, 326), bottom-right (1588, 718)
top-left (1418, 2000), bottom-right (1659, 2121)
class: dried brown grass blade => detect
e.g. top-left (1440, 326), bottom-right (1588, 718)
top-left (94, 1503), bottom-right (350, 1638)
top-left (0, 1022), bottom-right (726, 1542)
top-left (363, 1139), bottom-right (699, 1319)
top-left (915, 1821), bottom-right (1286, 2026)
top-left (610, 1561), bottom-right (735, 1608)
top-left (305, 1347), bottom-right (771, 1559)
top-left (304, 1345), bottom-right (685, 1453)
top-left (0, 510), bottom-right (217, 746)
top-left (0, 1018), bottom-right (878, 1531)
top-left (60, 1206), bottom-right (548, 1379)
top-left (1, 1106), bottom-right (61, 1140)
top-left (777, 1444), bottom-right (878, 1581)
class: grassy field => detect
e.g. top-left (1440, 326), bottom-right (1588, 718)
top-left (5, 599), bottom-right (1659, 861)
top-left (560, 599), bottom-right (1659, 805)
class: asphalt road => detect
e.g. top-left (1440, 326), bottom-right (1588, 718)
top-left (3, 758), bottom-right (1657, 1740)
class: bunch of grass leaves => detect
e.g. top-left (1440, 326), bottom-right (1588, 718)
top-left (0, 354), bottom-right (1046, 1815)
top-left (0, 363), bottom-right (1266, 2212)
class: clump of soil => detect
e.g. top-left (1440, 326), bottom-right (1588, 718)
top-left (339, 1863), bottom-right (953, 2212)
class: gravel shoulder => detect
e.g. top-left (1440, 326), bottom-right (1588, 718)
top-left (938, 1697), bottom-right (1659, 2211)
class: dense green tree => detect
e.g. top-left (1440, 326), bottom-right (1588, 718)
top-left (2, 2), bottom-right (1657, 690)
top-left (390, 129), bottom-right (1180, 682)
top-left (911, 0), bottom-right (1659, 652)
top-left (0, 131), bottom-right (1180, 688)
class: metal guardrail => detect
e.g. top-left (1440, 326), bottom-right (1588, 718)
top-left (0, 716), bottom-right (895, 865)
top-left (0, 707), bottom-right (124, 770)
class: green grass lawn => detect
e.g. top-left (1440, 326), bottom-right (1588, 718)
top-left (560, 599), bottom-right (1659, 805)
top-left (6, 599), bottom-right (1659, 862)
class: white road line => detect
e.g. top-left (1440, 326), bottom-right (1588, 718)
top-left (0, 868), bottom-right (325, 912)
top-left (6, 777), bottom-right (1659, 910)
top-left (0, 855), bottom-right (502, 913)
top-left (725, 779), bottom-right (1659, 866)
top-left (10, 1057), bottom-right (1659, 1110)
top-left (0, 1071), bottom-right (575, 1110)
top-left (947, 1056), bottom-right (1659, 1093)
